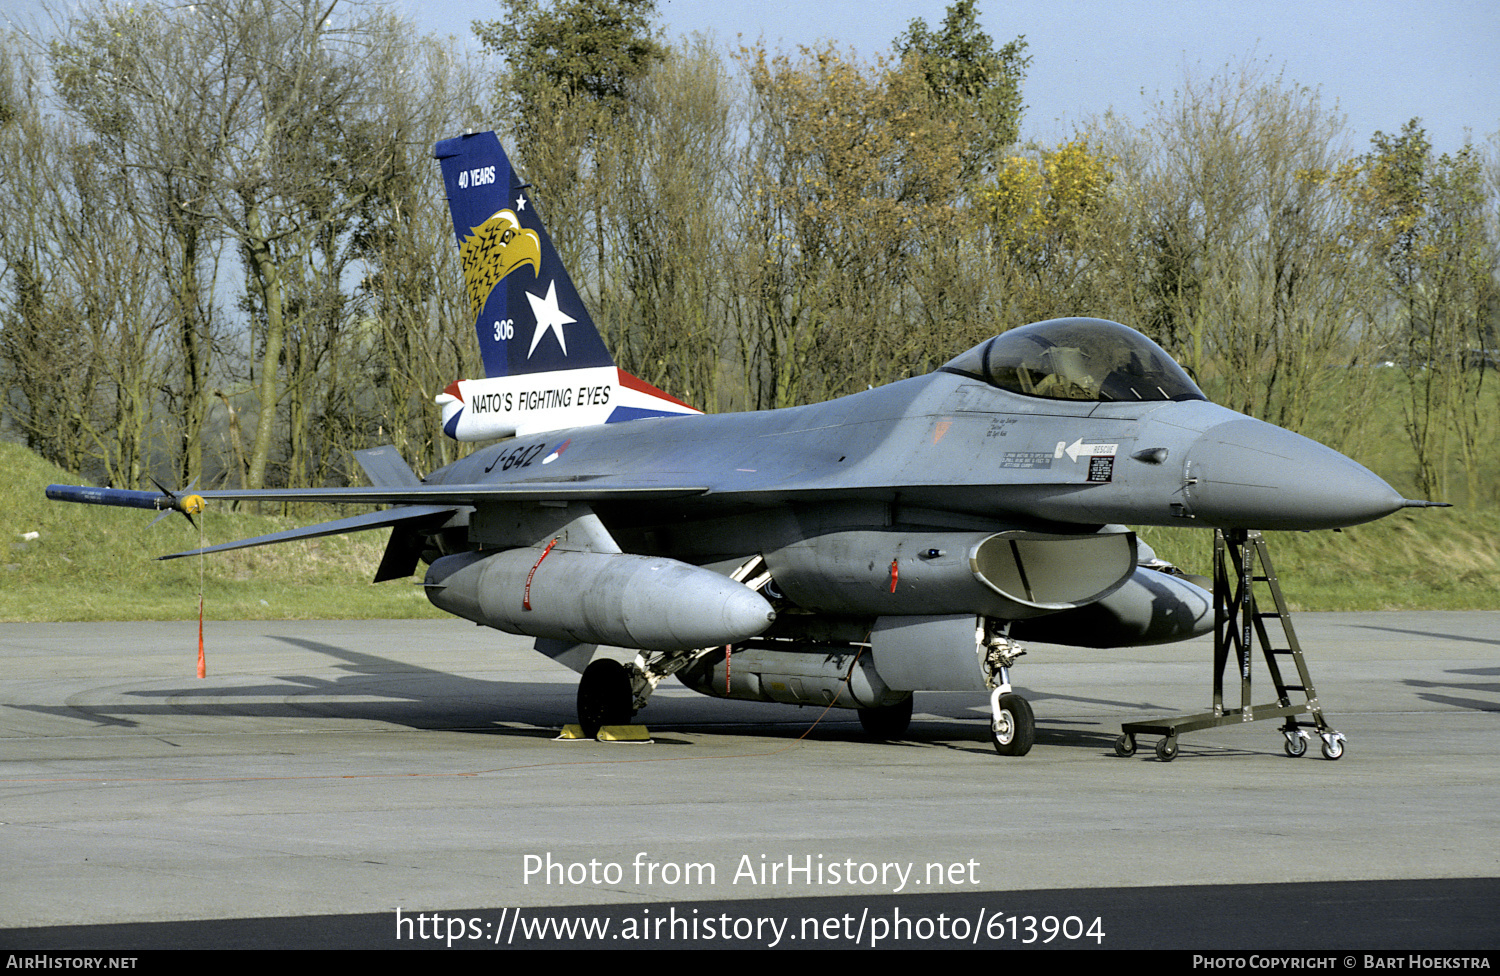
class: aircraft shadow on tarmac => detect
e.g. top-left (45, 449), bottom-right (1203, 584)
top-left (1346, 625), bottom-right (1500, 711)
top-left (1404, 665), bottom-right (1500, 713)
top-left (7, 632), bottom-right (1212, 755)
top-left (1356, 623), bottom-right (1500, 647)
top-left (10, 635), bottom-right (577, 738)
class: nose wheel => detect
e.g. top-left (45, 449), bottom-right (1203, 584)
top-left (989, 689), bottom-right (1035, 756)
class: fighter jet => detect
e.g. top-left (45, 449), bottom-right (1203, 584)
top-left (48, 131), bottom-right (1426, 755)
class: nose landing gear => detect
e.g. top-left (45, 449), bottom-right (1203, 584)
top-left (984, 626), bottom-right (1034, 757)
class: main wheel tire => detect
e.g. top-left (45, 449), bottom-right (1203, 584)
top-left (578, 659), bottom-right (633, 738)
top-left (858, 695), bottom-right (913, 740)
top-left (990, 693), bottom-right (1035, 756)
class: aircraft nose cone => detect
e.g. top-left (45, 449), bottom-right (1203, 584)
top-left (1183, 418), bottom-right (1404, 530)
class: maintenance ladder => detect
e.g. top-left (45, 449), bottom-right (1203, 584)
top-left (1116, 528), bottom-right (1345, 762)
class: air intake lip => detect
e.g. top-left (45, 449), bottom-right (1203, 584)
top-left (969, 530), bottom-right (1137, 610)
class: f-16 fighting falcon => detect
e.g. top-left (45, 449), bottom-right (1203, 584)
top-left (48, 129), bottom-right (1438, 758)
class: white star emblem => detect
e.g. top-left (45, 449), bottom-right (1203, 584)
top-left (516, 193), bottom-right (527, 211)
top-left (525, 279), bottom-right (575, 357)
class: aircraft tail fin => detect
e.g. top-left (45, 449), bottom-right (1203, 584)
top-left (432, 131), bottom-right (699, 442)
top-left (434, 131), bottom-right (612, 379)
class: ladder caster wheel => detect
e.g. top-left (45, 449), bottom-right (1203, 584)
top-left (1283, 731), bottom-right (1308, 758)
top-left (1114, 733), bottom-right (1136, 757)
top-left (1155, 735), bottom-right (1179, 762)
top-left (1320, 733), bottom-right (1345, 760)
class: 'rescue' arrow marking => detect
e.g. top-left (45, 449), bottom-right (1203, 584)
top-left (1055, 438), bottom-right (1119, 462)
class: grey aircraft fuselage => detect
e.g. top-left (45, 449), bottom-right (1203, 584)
top-left (411, 321), bottom-right (1406, 673)
top-left (427, 356), bottom-right (1402, 544)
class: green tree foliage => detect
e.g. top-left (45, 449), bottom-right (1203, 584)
top-left (591, 37), bottom-right (740, 409)
top-left (473, 0), bottom-right (667, 306)
top-left (474, 0), bottom-right (664, 112)
top-left (1341, 120), bottom-right (1497, 502)
top-left (1101, 62), bottom-right (1380, 438)
top-left (976, 137), bottom-right (1121, 326)
top-left (894, 0), bottom-right (1029, 182)
top-left (738, 41), bottom-right (988, 405)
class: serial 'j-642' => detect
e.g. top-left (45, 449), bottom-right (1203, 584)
top-left (48, 129), bottom-right (1439, 756)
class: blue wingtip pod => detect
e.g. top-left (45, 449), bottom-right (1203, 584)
top-left (45, 484), bottom-right (167, 512)
top-left (45, 483), bottom-right (204, 523)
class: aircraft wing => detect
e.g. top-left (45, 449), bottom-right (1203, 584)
top-left (47, 480), bottom-right (711, 565)
top-left (173, 482), bottom-right (709, 507)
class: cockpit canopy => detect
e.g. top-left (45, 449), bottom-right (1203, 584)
top-left (941, 318), bottom-right (1206, 403)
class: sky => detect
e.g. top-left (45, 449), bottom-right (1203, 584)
top-left (399, 0), bottom-right (1500, 157)
top-left (4, 0), bottom-right (1496, 156)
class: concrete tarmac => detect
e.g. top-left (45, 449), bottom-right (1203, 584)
top-left (1, 613), bottom-right (1497, 946)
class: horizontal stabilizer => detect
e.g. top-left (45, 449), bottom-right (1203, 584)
top-left (355, 445), bottom-right (422, 487)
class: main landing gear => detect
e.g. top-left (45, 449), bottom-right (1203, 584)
top-left (576, 659), bottom-right (635, 738)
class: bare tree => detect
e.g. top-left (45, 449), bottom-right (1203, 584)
top-left (1, 34), bottom-right (169, 486)
top-left (48, 0), bottom-right (482, 490)
top-left (1103, 61), bottom-right (1383, 436)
